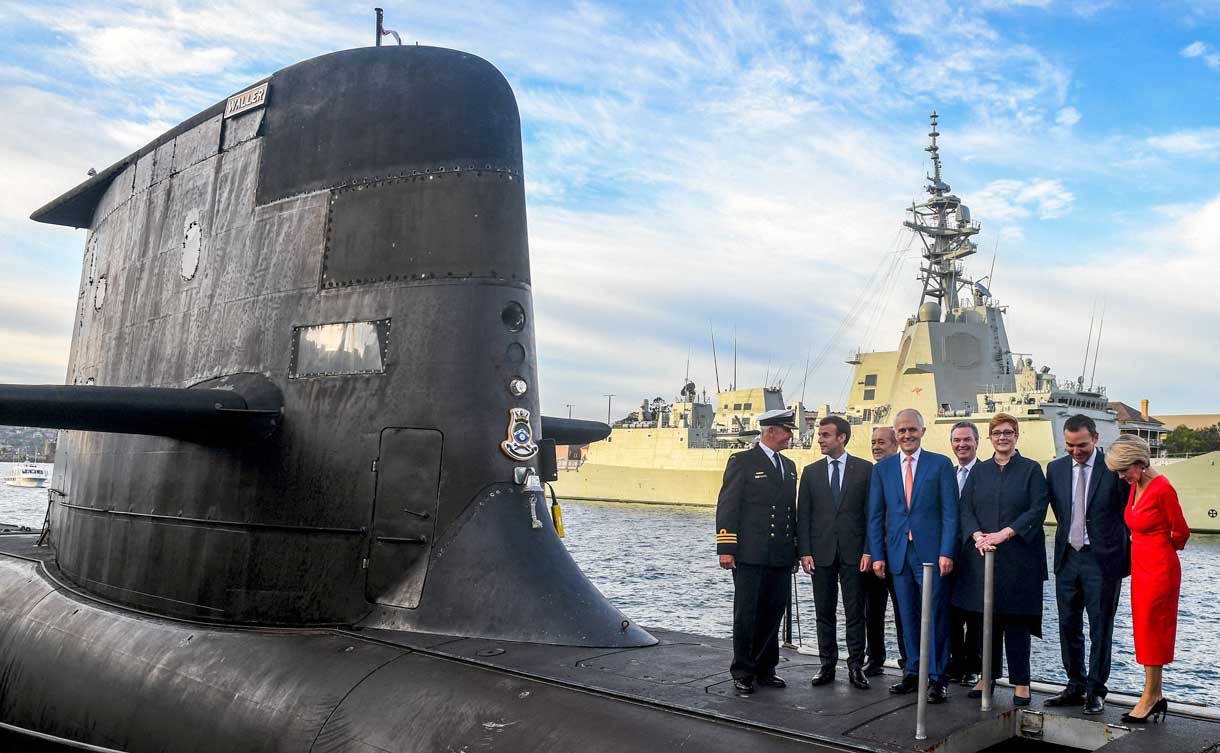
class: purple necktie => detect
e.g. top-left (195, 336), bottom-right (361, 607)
top-left (1070, 463), bottom-right (1087, 550)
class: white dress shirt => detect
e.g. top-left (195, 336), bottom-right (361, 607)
top-left (759, 443), bottom-right (781, 469)
top-left (956, 457), bottom-right (977, 493)
top-left (826, 451), bottom-right (849, 484)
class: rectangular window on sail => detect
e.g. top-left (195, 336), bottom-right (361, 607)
top-left (291, 319), bottom-right (390, 378)
top-left (864, 374), bottom-right (878, 386)
top-left (863, 389), bottom-right (876, 401)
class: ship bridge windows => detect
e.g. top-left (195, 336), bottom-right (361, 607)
top-left (291, 319), bottom-right (390, 378)
top-left (863, 389), bottom-right (876, 401)
top-left (864, 374), bottom-right (878, 387)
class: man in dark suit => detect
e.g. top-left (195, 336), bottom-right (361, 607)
top-left (868, 408), bottom-right (959, 703)
top-left (716, 408), bottom-right (800, 696)
top-left (798, 416), bottom-right (873, 690)
top-left (946, 421), bottom-right (982, 688)
top-left (862, 426), bottom-right (906, 676)
top-left (1044, 414), bottom-right (1130, 715)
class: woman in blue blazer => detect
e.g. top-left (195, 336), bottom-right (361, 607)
top-left (953, 413), bottom-right (1050, 706)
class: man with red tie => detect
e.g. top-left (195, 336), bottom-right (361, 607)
top-left (867, 408), bottom-right (959, 703)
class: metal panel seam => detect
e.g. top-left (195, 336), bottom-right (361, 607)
top-left (306, 652), bottom-right (412, 753)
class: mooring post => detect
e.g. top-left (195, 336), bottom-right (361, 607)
top-left (915, 562), bottom-right (934, 740)
top-left (981, 549), bottom-right (996, 712)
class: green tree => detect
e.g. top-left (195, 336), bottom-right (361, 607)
top-left (1163, 423), bottom-right (1220, 455)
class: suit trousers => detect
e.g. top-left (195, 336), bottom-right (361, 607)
top-left (947, 604), bottom-right (981, 680)
top-left (1056, 546), bottom-right (1122, 697)
top-left (811, 554), bottom-right (866, 669)
top-left (731, 563), bottom-right (791, 681)
top-left (864, 569), bottom-right (906, 667)
top-left (891, 546), bottom-right (951, 683)
top-left (983, 613), bottom-right (1033, 686)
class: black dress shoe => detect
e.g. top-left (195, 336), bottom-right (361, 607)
top-left (1083, 694), bottom-right (1104, 715)
top-left (757, 674), bottom-right (786, 688)
top-left (928, 682), bottom-right (949, 704)
top-left (862, 659), bottom-right (885, 677)
top-left (811, 667), bottom-right (836, 687)
top-left (959, 672), bottom-right (979, 688)
top-left (1013, 692), bottom-right (1031, 706)
top-left (889, 675), bottom-right (918, 694)
top-left (1043, 688), bottom-right (1086, 707)
top-left (966, 682), bottom-right (993, 700)
top-left (849, 667), bottom-right (870, 690)
top-left (733, 678), bottom-right (755, 696)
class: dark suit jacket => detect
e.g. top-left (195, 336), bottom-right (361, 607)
top-left (953, 452), bottom-right (1049, 617)
top-left (716, 445), bottom-right (798, 567)
top-left (867, 448), bottom-right (959, 574)
top-left (1046, 448), bottom-right (1130, 579)
top-left (797, 453), bottom-right (872, 567)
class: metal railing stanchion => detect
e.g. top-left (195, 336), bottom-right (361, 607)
top-left (915, 562), bottom-right (933, 740)
top-left (981, 549), bottom-right (995, 712)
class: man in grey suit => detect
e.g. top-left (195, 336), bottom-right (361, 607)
top-left (798, 416), bottom-right (873, 690)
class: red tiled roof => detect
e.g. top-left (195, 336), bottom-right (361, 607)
top-left (1106, 401), bottom-right (1164, 426)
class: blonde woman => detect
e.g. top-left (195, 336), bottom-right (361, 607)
top-left (1106, 435), bottom-right (1190, 723)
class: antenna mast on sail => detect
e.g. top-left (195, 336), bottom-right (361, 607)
top-left (904, 112), bottom-right (980, 314)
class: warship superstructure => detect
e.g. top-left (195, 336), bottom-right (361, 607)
top-left (554, 115), bottom-right (1216, 533)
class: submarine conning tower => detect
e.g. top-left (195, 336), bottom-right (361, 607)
top-left (20, 45), bottom-right (652, 648)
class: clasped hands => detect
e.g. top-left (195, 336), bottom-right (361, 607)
top-left (972, 527), bottom-right (1016, 554)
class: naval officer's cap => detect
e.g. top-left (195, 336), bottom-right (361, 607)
top-left (757, 408), bottom-right (797, 430)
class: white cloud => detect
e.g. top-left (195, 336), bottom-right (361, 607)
top-left (971, 178), bottom-right (1076, 221)
top-left (1181, 40), bottom-right (1220, 70)
top-left (1055, 106), bottom-right (1081, 127)
top-left (1147, 127), bottom-right (1220, 156)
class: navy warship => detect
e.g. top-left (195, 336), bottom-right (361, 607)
top-left (0, 33), bottom-right (1217, 753)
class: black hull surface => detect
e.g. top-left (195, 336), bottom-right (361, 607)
top-left (3, 537), bottom-right (1217, 753)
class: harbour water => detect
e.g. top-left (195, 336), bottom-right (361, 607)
top-left (559, 499), bottom-right (1219, 708)
top-left (4, 463), bottom-right (1213, 707)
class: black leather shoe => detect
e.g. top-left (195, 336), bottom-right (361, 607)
top-left (1043, 688), bottom-right (1086, 707)
top-left (928, 682), bottom-right (949, 704)
top-left (862, 659), bottom-right (885, 677)
top-left (733, 678), bottom-right (755, 696)
top-left (966, 682), bottom-right (993, 700)
top-left (849, 667), bottom-right (870, 690)
top-left (757, 675), bottom-right (786, 688)
top-left (1083, 694), bottom-right (1104, 715)
top-left (1014, 692), bottom-right (1031, 706)
top-left (959, 672), bottom-right (979, 688)
top-left (889, 675), bottom-right (918, 694)
top-left (811, 667), bottom-right (835, 687)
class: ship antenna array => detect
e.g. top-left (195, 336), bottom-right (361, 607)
top-left (1089, 299), bottom-right (1106, 389)
top-left (709, 324), bottom-right (722, 393)
top-left (1080, 299), bottom-right (1097, 385)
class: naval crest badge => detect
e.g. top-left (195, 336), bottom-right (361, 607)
top-left (500, 407), bottom-right (538, 461)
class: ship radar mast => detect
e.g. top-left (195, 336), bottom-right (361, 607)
top-left (903, 112), bottom-right (981, 313)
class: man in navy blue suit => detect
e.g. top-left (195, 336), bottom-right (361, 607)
top-left (868, 408), bottom-right (959, 703)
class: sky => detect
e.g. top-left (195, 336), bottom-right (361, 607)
top-left (1, 0), bottom-right (1219, 423)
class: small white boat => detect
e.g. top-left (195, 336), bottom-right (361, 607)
top-left (4, 463), bottom-right (49, 488)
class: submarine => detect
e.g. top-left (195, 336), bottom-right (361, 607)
top-left (3, 36), bottom-right (1219, 753)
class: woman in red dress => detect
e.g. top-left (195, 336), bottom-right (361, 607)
top-left (1105, 435), bottom-right (1190, 723)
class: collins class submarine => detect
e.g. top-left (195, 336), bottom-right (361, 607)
top-left (2, 36), bottom-right (1214, 753)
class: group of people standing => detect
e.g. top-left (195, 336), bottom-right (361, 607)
top-left (715, 408), bottom-right (1190, 724)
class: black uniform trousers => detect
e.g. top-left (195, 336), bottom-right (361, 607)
top-left (1056, 546), bottom-right (1122, 697)
top-left (731, 563), bottom-right (791, 681)
top-left (811, 554), bottom-right (866, 669)
top-left (863, 569), bottom-right (906, 668)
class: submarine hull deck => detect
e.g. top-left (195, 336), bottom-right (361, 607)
top-left (2, 535), bottom-right (1217, 753)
